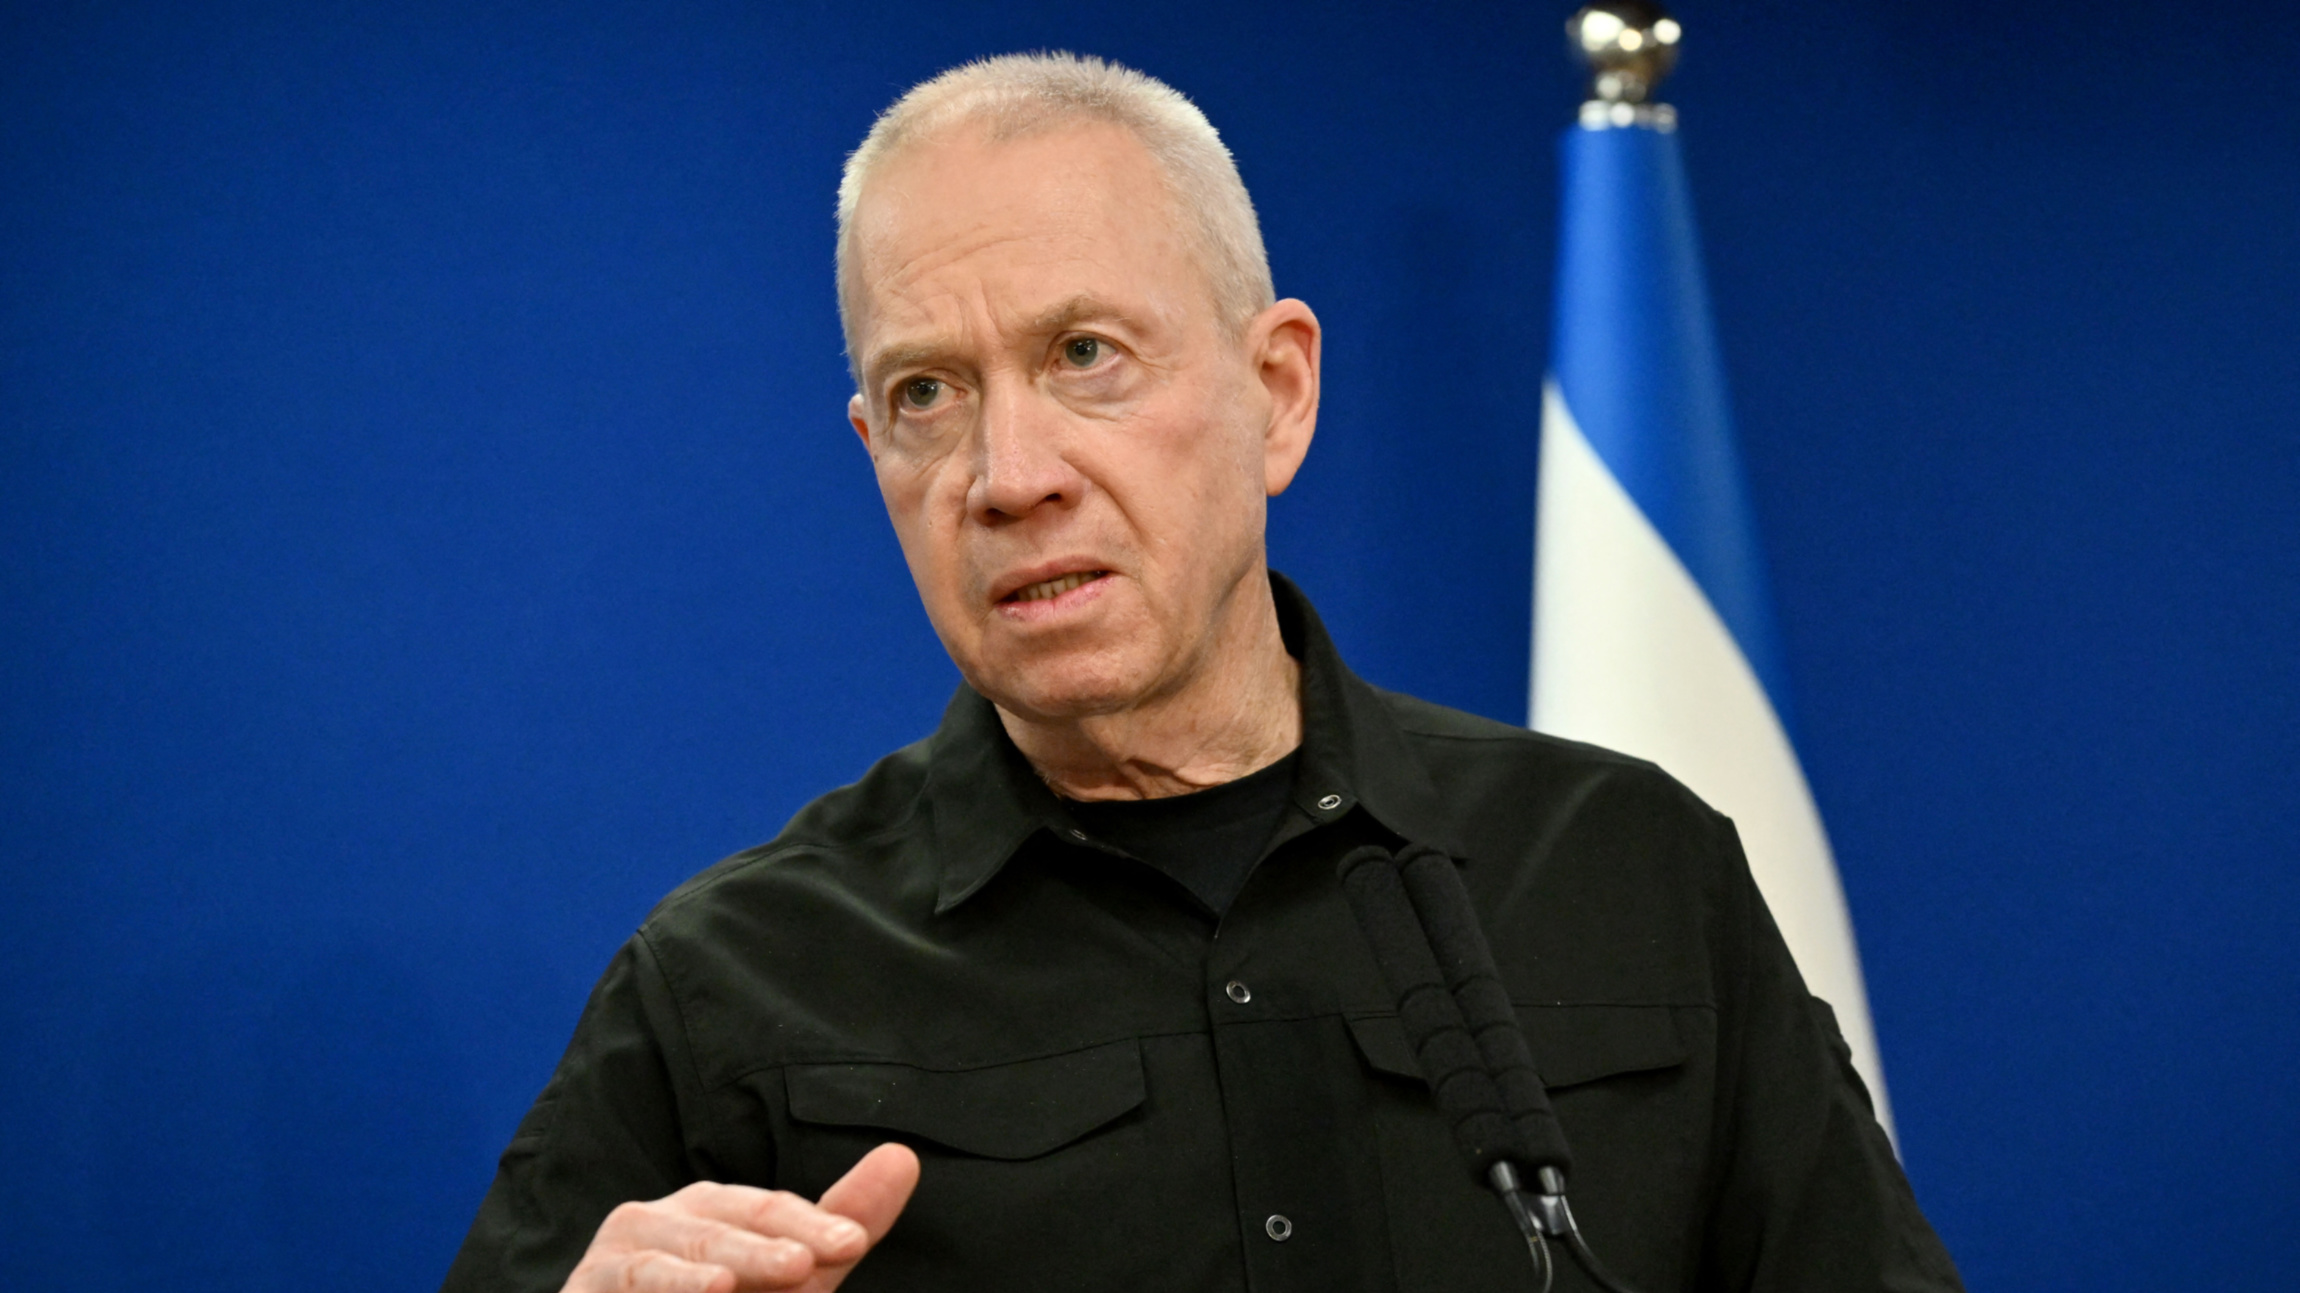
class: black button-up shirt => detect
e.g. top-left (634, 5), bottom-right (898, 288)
top-left (444, 574), bottom-right (1963, 1292)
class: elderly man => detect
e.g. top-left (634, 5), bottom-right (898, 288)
top-left (444, 54), bottom-right (1961, 1293)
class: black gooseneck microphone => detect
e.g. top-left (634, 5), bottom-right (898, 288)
top-left (1338, 843), bottom-right (1645, 1293)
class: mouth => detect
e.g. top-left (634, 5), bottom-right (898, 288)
top-left (1000, 569), bottom-right (1111, 605)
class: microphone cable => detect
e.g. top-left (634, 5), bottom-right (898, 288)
top-left (1338, 843), bottom-right (1647, 1293)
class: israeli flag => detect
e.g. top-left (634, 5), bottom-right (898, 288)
top-left (1531, 104), bottom-right (1891, 1130)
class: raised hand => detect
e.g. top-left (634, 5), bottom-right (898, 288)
top-left (561, 1143), bottom-right (921, 1293)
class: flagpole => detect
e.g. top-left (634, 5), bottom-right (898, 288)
top-left (1534, 2), bottom-right (1896, 1136)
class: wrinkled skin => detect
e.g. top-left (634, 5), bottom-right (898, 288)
top-left (844, 119), bottom-right (1321, 799)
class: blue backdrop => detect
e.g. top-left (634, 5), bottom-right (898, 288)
top-left (5, 2), bottom-right (2294, 1288)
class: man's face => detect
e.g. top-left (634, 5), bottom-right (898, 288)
top-left (845, 121), bottom-right (1314, 723)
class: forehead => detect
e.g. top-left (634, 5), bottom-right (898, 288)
top-left (846, 121), bottom-right (1211, 352)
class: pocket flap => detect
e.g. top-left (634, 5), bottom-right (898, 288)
top-left (1348, 1005), bottom-right (1685, 1091)
top-left (1345, 1014), bottom-right (1425, 1080)
top-left (784, 1038), bottom-right (1146, 1160)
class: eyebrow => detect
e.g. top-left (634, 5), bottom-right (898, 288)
top-left (1026, 293), bottom-right (1135, 336)
top-left (861, 294), bottom-right (1147, 392)
top-left (861, 342), bottom-right (947, 393)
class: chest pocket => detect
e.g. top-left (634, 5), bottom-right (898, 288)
top-left (1345, 1006), bottom-right (1691, 1293)
top-left (783, 1036), bottom-right (1147, 1159)
top-left (774, 1038), bottom-right (1153, 1289)
top-left (1345, 1003), bottom-right (1686, 1090)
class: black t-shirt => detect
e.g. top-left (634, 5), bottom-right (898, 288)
top-left (1065, 752), bottom-right (1301, 915)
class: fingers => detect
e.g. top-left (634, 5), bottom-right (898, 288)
top-left (799, 1145), bottom-right (921, 1292)
top-left (570, 1189), bottom-right (847, 1293)
top-left (818, 1143), bottom-right (922, 1244)
top-left (567, 1249), bottom-right (741, 1293)
top-left (669, 1182), bottom-right (873, 1266)
top-left (564, 1157), bottom-right (920, 1293)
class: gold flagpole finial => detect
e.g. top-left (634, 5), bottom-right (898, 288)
top-left (1568, 2), bottom-right (1682, 106)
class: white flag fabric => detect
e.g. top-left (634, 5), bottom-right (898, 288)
top-left (1531, 107), bottom-right (1892, 1132)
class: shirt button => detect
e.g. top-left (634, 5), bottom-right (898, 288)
top-left (1224, 980), bottom-right (1252, 1004)
top-left (1317, 793), bottom-right (1343, 811)
top-left (1265, 1214), bottom-right (1294, 1242)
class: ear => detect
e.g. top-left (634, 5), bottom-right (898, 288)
top-left (1249, 299), bottom-right (1321, 496)
top-left (848, 392), bottom-right (875, 455)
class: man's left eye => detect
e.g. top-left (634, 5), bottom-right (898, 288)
top-left (1062, 337), bottom-right (1103, 367)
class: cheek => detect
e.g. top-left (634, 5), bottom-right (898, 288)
top-left (876, 456), bottom-right (972, 593)
top-left (1160, 408), bottom-right (1265, 514)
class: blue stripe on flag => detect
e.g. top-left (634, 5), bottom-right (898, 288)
top-left (1549, 122), bottom-right (1791, 715)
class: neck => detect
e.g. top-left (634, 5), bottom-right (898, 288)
top-left (996, 572), bottom-right (1303, 801)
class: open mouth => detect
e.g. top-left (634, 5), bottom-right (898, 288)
top-left (1002, 570), bottom-right (1109, 604)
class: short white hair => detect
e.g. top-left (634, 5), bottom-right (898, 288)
top-left (835, 52), bottom-right (1275, 378)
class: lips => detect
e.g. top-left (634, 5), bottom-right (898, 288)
top-left (1003, 570), bottom-right (1109, 603)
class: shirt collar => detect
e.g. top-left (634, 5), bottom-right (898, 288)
top-left (926, 570), bottom-right (1467, 914)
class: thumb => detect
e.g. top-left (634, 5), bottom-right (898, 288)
top-left (817, 1142), bottom-right (920, 1246)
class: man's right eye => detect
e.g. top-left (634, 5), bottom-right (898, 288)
top-left (900, 378), bottom-right (945, 410)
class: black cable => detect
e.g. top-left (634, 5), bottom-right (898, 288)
top-left (1525, 1229), bottom-right (1554, 1293)
top-left (1557, 1200), bottom-right (1643, 1293)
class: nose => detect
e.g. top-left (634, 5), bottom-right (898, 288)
top-left (967, 378), bottom-right (1083, 524)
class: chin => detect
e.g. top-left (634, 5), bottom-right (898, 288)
top-left (968, 648), bottom-right (1156, 723)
